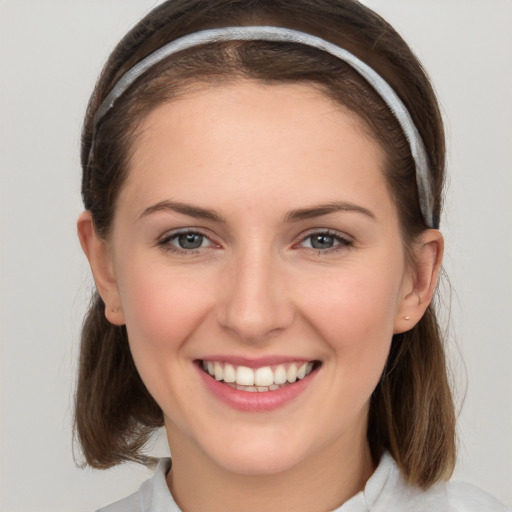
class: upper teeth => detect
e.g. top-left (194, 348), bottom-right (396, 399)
top-left (203, 361), bottom-right (314, 387)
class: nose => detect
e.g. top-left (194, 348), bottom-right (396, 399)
top-left (217, 246), bottom-right (294, 343)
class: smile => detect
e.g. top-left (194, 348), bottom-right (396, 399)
top-left (201, 360), bottom-right (316, 392)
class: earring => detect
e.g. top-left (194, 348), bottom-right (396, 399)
top-left (403, 316), bottom-right (411, 321)
top-left (111, 306), bottom-right (120, 313)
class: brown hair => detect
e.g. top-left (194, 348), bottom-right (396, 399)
top-left (75, 0), bottom-right (456, 487)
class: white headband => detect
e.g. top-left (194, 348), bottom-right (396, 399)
top-left (91, 26), bottom-right (435, 228)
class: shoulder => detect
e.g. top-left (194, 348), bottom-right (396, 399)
top-left (382, 475), bottom-right (510, 512)
top-left (96, 490), bottom-right (139, 512)
top-left (364, 453), bottom-right (510, 512)
top-left (95, 458), bottom-right (178, 512)
top-left (444, 481), bottom-right (510, 512)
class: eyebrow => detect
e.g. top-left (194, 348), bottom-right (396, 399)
top-left (140, 200), bottom-right (226, 223)
top-left (140, 200), bottom-right (375, 224)
top-left (284, 202), bottom-right (376, 222)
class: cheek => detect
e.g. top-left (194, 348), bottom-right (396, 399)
top-left (302, 269), bottom-right (401, 341)
top-left (296, 264), bottom-right (403, 390)
top-left (117, 265), bottom-right (216, 402)
top-left (118, 269), bottom-right (215, 423)
top-left (120, 264), bottom-right (211, 342)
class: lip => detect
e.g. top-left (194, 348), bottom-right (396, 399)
top-left (195, 359), bottom-right (319, 412)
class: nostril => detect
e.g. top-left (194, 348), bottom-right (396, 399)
top-left (218, 306), bottom-right (295, 343)
top-left (216, 261), bottom-right (295, 341)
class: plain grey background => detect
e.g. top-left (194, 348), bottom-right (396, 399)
top-left (1, 1), bottom-right (511, 510)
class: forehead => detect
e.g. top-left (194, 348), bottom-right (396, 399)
top-left (120, 80), bottom-right (393, 221)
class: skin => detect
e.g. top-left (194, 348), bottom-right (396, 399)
top-left (78, 81), bottom-right (443, 512)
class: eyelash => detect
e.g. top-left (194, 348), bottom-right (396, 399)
top-left (296, 229), bottom-right (353, 254)
top-left (156, 229), bottom-right (353, 255)
top-left (157, 229), bottom-right (215, 255)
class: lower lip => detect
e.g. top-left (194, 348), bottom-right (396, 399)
top-left (196, 364), bottom-right (318, 412)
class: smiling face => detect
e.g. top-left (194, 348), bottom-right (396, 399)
top-left (84, 81), bottom-right (420, 479)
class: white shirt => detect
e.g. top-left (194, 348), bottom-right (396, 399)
top-left (97, 453), bottom-right (510, 512)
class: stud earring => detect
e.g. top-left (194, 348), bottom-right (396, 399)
top-left (403, 316), bottom-right (411, 321)
top-left (112, 306), bottom-right (120, 313)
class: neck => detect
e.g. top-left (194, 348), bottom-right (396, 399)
top-left (166, 424), bottom-right (375, 512)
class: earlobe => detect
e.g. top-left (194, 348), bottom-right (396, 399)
top-left (77, 211), bottom-right (125, 326)
top-left (394, 229), bottom-right (444, 334)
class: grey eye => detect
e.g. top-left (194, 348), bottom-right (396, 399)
top-left (309, 234), bottom-right (335, 249)
top-left (176, 233), bottom-right (205, 250)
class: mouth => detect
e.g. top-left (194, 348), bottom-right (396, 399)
top-left (198, 359), bottom-right (320, 392)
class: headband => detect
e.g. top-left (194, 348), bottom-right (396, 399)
top-left (91, 26), bottom-right (436, 228)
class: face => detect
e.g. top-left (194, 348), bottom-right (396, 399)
top-left (94, 81), bottom-right (418, 476)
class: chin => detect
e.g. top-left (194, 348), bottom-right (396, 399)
top-left (212, 446), bottom-right (306, 477)
top-left (196, 423), bottom-right (320, 477)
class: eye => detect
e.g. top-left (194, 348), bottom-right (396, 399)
top-left (158, 230), bottom-right (215, 253)
top-left (174, 232), bottom-right (208, 250)
top-left (299, 230), bottom-right (352, 252)
top-left (306, 233), bottom-right (337, 250)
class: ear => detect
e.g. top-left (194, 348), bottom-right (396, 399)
top-left (77, 211), bottom-right (125, 325)
top-left (394, 229), bottom-right (444, 334)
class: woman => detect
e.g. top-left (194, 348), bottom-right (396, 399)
top-left (75, 1), bottom-right (509, 510)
